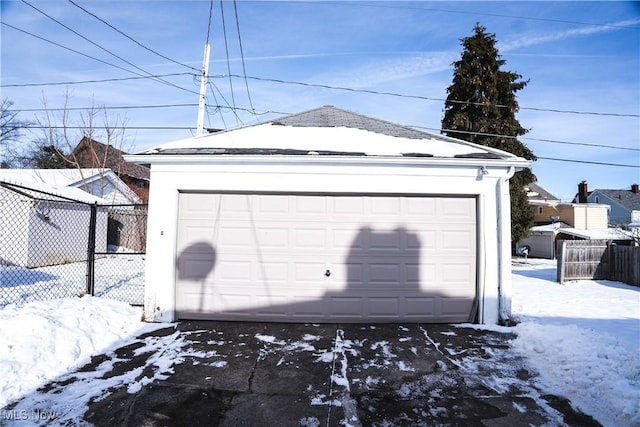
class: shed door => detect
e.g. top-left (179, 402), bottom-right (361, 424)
top-left (176, 193), bottom-right (477, 323)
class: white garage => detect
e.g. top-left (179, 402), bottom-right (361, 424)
top-left (127, 106), bottom-right (529, 324)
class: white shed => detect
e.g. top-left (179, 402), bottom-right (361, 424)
top-left (0, 178), bottom-right (108, 268)
top-left (127, 106), bottom-right (530, 324)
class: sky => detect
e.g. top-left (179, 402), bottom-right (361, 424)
top-left (1, 0), bottom-right (638, 201)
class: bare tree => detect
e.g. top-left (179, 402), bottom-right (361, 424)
top-left (0, 98), bottom-right (33, 168)
top-left (24, 91), bottom-right (130, 201)
top-left (615, 226), bottom-right (640, 246)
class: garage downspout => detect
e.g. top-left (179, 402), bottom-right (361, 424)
top-left (497, 167), bottom-right (516, 324)
top-left (475, 195), bottom-right (485, 324)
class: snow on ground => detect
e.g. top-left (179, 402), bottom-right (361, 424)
top-left (1, 253), bottom-right (145, 307)
top-left (508, 258), bottom-right (640, 427)
top-left (0, 297), bottom-right (163, 409)
top-left (0, 257), bottom-right (638, 426)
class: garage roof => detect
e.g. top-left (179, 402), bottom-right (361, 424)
top-left (138, 106), bottom-right (526, 162)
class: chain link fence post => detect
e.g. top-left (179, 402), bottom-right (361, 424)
top-left (86, 202), bottom-right (97, 296)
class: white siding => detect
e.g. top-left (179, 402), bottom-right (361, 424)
top-left (142, 159), bottom-right (513, 324)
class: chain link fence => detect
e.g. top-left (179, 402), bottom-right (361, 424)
top-left (1, 182), bottom-right (147, 307)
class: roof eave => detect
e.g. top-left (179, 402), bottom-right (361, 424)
top-left (124, 153), bottom-right (531, 170)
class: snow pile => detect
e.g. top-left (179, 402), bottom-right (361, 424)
top-left (0, 297), bottom-right (155, 408)
top-left (510, 259), bottom-right (640, 427)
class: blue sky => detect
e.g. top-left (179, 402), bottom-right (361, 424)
top-left (1, 0), bottom-right (638, 201)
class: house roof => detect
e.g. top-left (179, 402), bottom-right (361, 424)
top-left (73, 138), bottom-right (150, 181)
top-left (525, 182), bottom-right (560, 203)
top-left (137, 106), bottom-right (529, 164)
top-left (0, 168), bottom-right (107, 187)
top-left (557, 227), bottom-right (633, 241)
top-left (273, 105), bottom-right (430, 140)
top-left (0, 175), bottom-right (107, 204)
top-left (529, 222), bottom-right (571, 233)
top-left (0, 168), bottom-right (141, 204)
top-left (590, 189), bottom-right (640, 211)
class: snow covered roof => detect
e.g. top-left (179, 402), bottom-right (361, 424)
top-left (529, 222), bottom-right (571, 233)
top-left (557, 227), bottom-right (633, 241)
top-left (0, 168), bottom-right (141, 204)
top-left (525, 182), bottom-right (560, 203)
top-left (0, 168), bottom-right (110, 187)
top-left (527, 222), bottom-right (632, 240)
top-left (0, 176), bottom-right (107, 204)
top-left (136, 106), bottom-right (529, 164)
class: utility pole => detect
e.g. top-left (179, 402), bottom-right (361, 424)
top-left (196, 43), bottom-right (211, 136)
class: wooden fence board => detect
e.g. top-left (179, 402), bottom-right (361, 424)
top-left (611, 245), bottom-right (640, 286)
top-left (557, 240), bottom-right (639, 286)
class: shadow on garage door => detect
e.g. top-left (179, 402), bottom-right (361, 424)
top-left (175, 225), bottom-right (478, 323)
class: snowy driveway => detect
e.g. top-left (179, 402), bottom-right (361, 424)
top-left (6, 321), bottom-right (598, 427)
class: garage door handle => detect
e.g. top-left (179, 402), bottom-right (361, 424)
top-left (324, 269), bottom-right (331, 277)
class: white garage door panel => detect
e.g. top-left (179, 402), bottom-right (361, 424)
top-left (176, 193), bottom-right (477, 322)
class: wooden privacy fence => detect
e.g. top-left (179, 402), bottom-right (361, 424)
top-left (557, 239), bottom-right (640, 286)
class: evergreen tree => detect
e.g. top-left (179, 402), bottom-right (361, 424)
top-left (27, 145), bottom-right (74, 169)
top-left (442, 24), bottom-right (536, 245)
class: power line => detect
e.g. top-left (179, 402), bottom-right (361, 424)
top-left (233, 0), bottom-right (257, 120)
top-left (205, 86), bottom-right (227, 129)
top-left (206, 0), bottom-right (214, 45)
top-left (20, 0), bottom-right (198, 96)
top-left (524, 136), bottom-right (640, 152)
top-left (11, 103), bottom-right (198, 112)
top-left (9, 99), bottom-right (636, 154)
top-left (21, 125), bottom-right (194, 130)
top-left (217, 74), bottom-right (639, 118)
top-left (208, 81), bottom-right (243, 125)
top-left (238, 1), bottom-right (640, 31)
top-left (1, 73), bottom-right (195, 88)
top-left (67, 0), bottom-right (199, 72)
top-left (16, 102), bottom-right (639, 168)
top-left (1, 22), bottom-right (151, 79)
top-left (219, 1), bottom-right (237, 115)
top-left (414, 126), bottom-right (640, 152)
top-left (537, 157), bottom-right (639, 168)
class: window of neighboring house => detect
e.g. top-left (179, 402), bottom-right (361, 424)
top-left (595, 196), bottom-right (599, 203)
top-left (538, 206), bottom-right (543, 215)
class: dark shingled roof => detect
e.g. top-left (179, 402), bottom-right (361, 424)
top-left (273, 105), bottom-right (439, 140)
top-left (526, 182), bottom-right (560, 202)
top-left (594, 189), bottom-right (640, 211)
top-left (147, 106), bottom-right (515, 160)
top-left (73, 137), bottom-right (150, 180)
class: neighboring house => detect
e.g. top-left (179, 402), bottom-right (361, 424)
top-left (126, 105), bottom-right (530, 325)
top-left (0, 168), bottom-right (141, 205)
top-left (556, 203), bottom-right (609, 230)
top-left (525, 182), bottom-right (561, 225)
top-left (517, 201), bottom-right (622, 259)
top-left (574, 181), bottom-right (640, 227)
top-left (72, 137), bottom-right (151, 203)
top-left (0, 177), bottom-right (108, 268)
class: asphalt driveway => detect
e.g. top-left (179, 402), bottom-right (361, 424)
top-left (26, 322), bottom-right (599, 426)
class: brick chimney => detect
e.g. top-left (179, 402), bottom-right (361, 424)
top-left (578, 181), bottom-right (588, 203)
top-left (632, 184), bottom-right (639, 194)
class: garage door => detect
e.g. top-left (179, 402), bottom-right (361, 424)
top-left (176, 193), bottom-right (477, 322)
